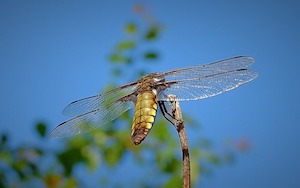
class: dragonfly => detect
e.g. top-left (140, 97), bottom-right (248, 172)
top-left (51, 56), bottom-right (258, 145)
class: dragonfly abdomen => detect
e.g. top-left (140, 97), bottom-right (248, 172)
top-left (131, 90), bottom-right (157, 145)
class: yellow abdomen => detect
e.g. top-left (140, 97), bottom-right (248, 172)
top-left (131, 91), bottom-right (157, 145)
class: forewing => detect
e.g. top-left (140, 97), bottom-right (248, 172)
top-left (51, 99), bottom-right (134, 138)
top-left (157, 56), bottom-right (258, 101)
top-left (62, 82), bottom-right (137, 117)
top-left (161, 56), bottom-right (255, 80)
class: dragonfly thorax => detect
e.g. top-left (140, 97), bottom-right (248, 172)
top-left (136, 74), bottom-right (164, 93)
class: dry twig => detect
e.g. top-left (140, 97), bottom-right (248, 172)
top-left (168, 95), bottom-right (191, 188)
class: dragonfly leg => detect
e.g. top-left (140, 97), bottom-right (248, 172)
top-left (158, 101), bottom-right (175, 126)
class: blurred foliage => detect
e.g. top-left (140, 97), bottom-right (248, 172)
top-left (36, 122), bottom-right (47, 138)
top-left (0, 4), bottom-right (250, 188)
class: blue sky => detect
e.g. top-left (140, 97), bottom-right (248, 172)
top-left (1, 1), bottom-right (300, 187)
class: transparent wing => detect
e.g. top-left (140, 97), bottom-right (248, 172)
top-left (157, 56), bottom-right (258, 101)
top-left (161, 56), bottom-right (255, 80)
top-left (62, 82), bottom-right (137, 117)
top-left (51, 99), bottom-right (134, 138)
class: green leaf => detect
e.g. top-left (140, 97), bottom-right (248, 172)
top-left (109, 54), bottom-right (132, 64)
top-left (0, 171), bottom-right (5, 188)
top-left (57, 148), bottom-right (86, 175)
top-left (125, 23), bottom-right (137, 34)
top-left (144, 52), bottom-right (158, 60)
top-left (36, 122), bottom-right (47, 137)
top-left (151, 119), bottom-right (170, 142)
top-left (0, 134), bottom-right (7, 147)
top-left (117, 41), bottom-right (136, 50)
top-left (110, 53), bottom-right (124, 63)
top-left (161, 157), bottom-right (181, 173)
top-left (163, 175), bottom-right (182, 188)
top-left (68, 135), bottom-right (90, 148)
top-left (102, 143), bottom-right (125, 167)
top-left (145, 26), bottom-right (160, 40)
top-left (12, 160), bottom-right (27, 179)
top-left (190, 156), bottom-right (200, 184)
top-left (61, 177), bottom-right (78, 188)
top-left (208, 154), bottom-right (220, 165)
top-left (28, 162), bottom-right (39, 176)
top-left (0, 150), bottom-right (11, 161)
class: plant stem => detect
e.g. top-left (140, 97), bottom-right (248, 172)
top-left (169, 96), bottom-right (191, 188)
